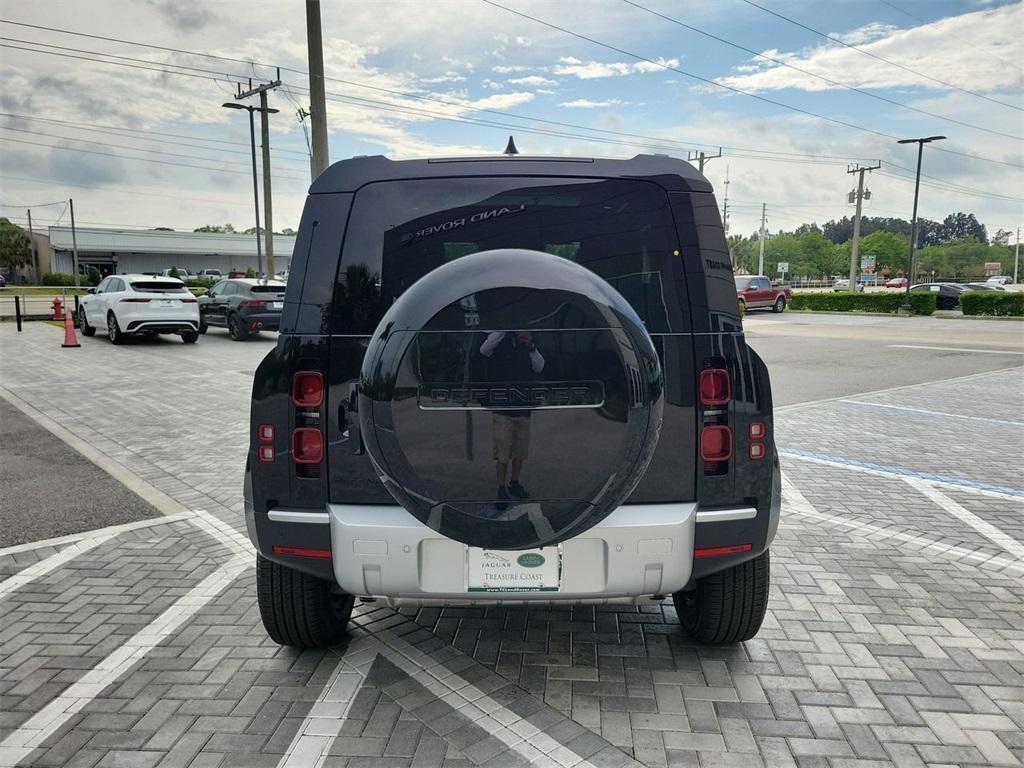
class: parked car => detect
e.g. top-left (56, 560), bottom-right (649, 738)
top-left (78, 274), bottom-right (199, 344)
top-left (735, 274), bottom-right (791, 312)
top-left (196, 269), bottom-right (223, 280)
top-left (964, 282), bottom-right (1007, 292)
top-left (884, 277), bottom-right (907, 288)
top-left (986, 275), bottom-right (1013, 285)
top-left (833, 278), bottom-right (865, 292)
top-left (228, 270), bottom-right (247, 278)
top-left (0, 273), bottom-right (6, 289)
top-left (197, 278), bottom-right (286, 340)
top-left (910, 282), bottom-right (968, 310)
top-left (247, 153), bottom-right (780, 649)
top-left (161, 267), bottom-right (192, 279)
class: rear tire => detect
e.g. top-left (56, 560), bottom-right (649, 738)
top-left (228, 313), bottom-right (249, 341)
top-left (198, 318), bottom-right (207, 334)
top-left (674, 550), bottom-right (769, 644)
top-left (256, 554), bottom-right (353, 648)
top-left (107, 312), bottom-right (126, 345)
top-left (79, 307), bottom-right (96, 336)
top-left (181, 331), bottom-right (199, 344)
top-left (772, 296), bottom-right (786, 313)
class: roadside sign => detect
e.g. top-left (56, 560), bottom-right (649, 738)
top-left (860, 254), bottom-right (876, 272)
top-left (984, 261), bottom-right (1002, 275)
top-left (777, 262), bottom-right (789, 273)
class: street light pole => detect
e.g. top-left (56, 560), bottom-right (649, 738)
top-left (897, 135), bottom-right (945, 312)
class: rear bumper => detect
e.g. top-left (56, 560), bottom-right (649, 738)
top-left (239, 311), bottom-right (281, 331)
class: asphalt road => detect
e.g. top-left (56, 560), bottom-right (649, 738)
top-left (744, 313), bottom-right (1024, 407)
top-left (0, 397), bottom-right (160, 547)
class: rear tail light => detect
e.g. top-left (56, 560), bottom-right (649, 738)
top-left (695, 543), bottom-right (752, 559)
top-left (273, 545), bottom-right (331, 559)
top-left (699, 369), bottom-right (731, 406)
top-left (258, 424), bottom-right (275, 441)
top-left (292, 428), bottom-right (323, 463)
top-left (701, 426), bottom-right (732, 461)
top-left (293, 371), bottom-right (324, 407)
top-left (180, 297), bottom-right (197, 303)
top-left (748, 442), bottom-right (766, 460)
top-left (239, 299), bottom-right (267, 308)
top-left (120, 298), bottom-right (151, 303)
top-left (258, 445), bottom-right (275, 463)
top-left (749, 422), bottom-right (766, 439)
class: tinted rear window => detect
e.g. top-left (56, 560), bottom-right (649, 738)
top-left (250, 284), bottom-right (286, 293)
top-left (130, 281), bottom-right (187, 293)
top-left (333, 177), bottom-right (689, 334)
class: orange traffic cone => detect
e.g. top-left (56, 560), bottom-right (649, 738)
top-left (62, 307), bottom-right (80, 348)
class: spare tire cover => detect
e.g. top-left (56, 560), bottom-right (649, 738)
top-left (358, 248), bottom-right (663, 550)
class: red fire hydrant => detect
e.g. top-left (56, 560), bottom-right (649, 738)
top-left (51, 297), bottom-right (64, 321)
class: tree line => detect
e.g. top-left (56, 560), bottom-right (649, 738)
top-left (728, 211), bottom-right (1016, 280)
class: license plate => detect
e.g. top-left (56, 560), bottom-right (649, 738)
top-left (467, 547), bottom-right (560, 593)
top-left (271, 301), bottom-right (283, 309)
top-left (159, 300), bottom-right (175, 307)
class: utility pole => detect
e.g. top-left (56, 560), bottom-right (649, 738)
top-left (259, 89), bottom-right (274, 277)
top-left (26, 208), bottom-right (38, 282)
top-left (846, 161), bottom-right (881, 292)
top-left (306, 0), bottom-right (330, 178)
top-left (688, 147), bottom-right (722, 174)
top-left (230, 75), bottom-right (281, 278)
top-left (69, 198), bottom-right (80, 288)
top-left (897, 135), bottom-right (945, 311)
top-left (1011, 228), bottom-right (1019, 288)
top-left (721, 166), bottom-right (730, 236)
top-left (758, 202), bottom-right (767, 276)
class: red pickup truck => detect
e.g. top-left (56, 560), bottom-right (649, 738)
top-left (735, 275), bottom-right (792, 313)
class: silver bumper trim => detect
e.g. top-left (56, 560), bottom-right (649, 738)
top-left (268, 509), bottom-right (330, 525)
top-left (695, 507), bottom-right (757, 523)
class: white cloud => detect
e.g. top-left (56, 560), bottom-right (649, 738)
top-left (830, 21), bottom-right (900, 45)
top-left (492, 65), bottom-right (528, 73)
top-left (508, 75), bottom-right (558, 87)
top-left (465, 92), bottom-right (536, 110)
top-left (717, 4), bottom-right (1021, 93)
top-left (559, 99), bottom-right (622, 108)
top-left (419, 72), bottom-right (467, 84)
top-left (551, 56), bottom-right (680, 79)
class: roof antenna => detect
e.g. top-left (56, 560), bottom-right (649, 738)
top-left (503, 135), bottom-right (520, 155)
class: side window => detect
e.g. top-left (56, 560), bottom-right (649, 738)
top-left (96, 278), bottom-right (110, 293)
top-left (108, 278), bottom-right (124, 292)
top-left (222, 282), bottom-right (237, 296)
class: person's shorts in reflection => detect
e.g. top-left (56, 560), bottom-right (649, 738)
top-left (492, 413), bottom-right (530, 463)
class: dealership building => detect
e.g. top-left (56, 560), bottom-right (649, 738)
top-left (36, 226), bottom-right (297, 278)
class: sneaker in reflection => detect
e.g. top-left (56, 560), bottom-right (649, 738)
top-left (508, 481), bottom-right (529, 499)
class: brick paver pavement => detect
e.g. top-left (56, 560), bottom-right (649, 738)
top-left (0, 323), bottom-right (1021, 767)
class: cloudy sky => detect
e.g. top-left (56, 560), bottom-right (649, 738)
top-left (0, 0), bottom-right (1020, 240)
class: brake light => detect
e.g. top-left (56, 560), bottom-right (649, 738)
top-left (239, 299), bottom-right (267, 308)
top-left (292, 428), bottom-right (323, 463)
top-left (293, 371), bottom-right (324, 407)
top-left (749, 422), bottom-right (766, 439)
top-left (699, 369), bottom-right (731, 406)
top-left (700, 426), bottom-right (732, 461)
top-left (120, 298), bottom-right (151, 303)
top-left (273, 545), bottom-right (331, 559)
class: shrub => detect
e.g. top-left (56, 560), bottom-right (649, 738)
top-left (41, 272), bottom-right (78, 286)
top-left (245, 266), bottom-right (257, 278)
top-left (87, 267), bottom-right (101, 286)
top-left (789, 291), bottom-right (936, 315)
top-left (188, 287), bottom-right (208, 296)
top-left (184, 277), bottom-right (217, 289)
top-left (961, 292), bottom-right (1024, 317)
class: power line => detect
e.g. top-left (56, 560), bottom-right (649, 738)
top-left (737, 0), bottom-right (1023, 113)
top-left (622, 0), bottom-right (1022, 141)
top-left (3, 22), bottom-right (1018, 170)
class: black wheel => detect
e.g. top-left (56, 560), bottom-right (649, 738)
top-left (198, 318), bottom-right (208, 334)
top-left (673, 550), bottom-right (769, 644)
top-left (106, 312), bottom-right (126, 345)
top-left (181, 331), bottom-right (199, 344)
top-left (227, 313), bottom-right (249, 341)
top-left (772, 296), bottom-right (786, 313)
top-left (256, 554), bottom-right (353, 647)
top-left (79, 307), bottom-right (96, 336)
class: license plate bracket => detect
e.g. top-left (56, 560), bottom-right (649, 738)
top-left (467, 547), bottom-right (560, 593)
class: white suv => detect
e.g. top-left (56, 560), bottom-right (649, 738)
top-left (79, 274), bottom-right (200, 344)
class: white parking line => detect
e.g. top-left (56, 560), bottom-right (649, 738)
top-left (781, 473), bottom-right (1023, 578)
top-left (888, 344), bottom-right (1024, 356)
top-left (0, 512), bottom-right (194, 558)
top-left (902, 477), bottom-right (1024, 563)
top-left (0, 536), bottom-right (114, 603)
top-left (838, 400), bottom-right (1024, 427)
top-left (0, 557), bottom-right (248, 767)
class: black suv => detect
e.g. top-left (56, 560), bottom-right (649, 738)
top-left (246, 153), bottom-right (780, 648)
top-left (198, 278), bottom-right (286, 340)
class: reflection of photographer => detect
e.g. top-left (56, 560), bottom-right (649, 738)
top-left (479, 331), bottom-right (545, 502)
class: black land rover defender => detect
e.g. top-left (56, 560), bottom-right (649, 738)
top-left (245, 152), bottom-right (780, 649)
